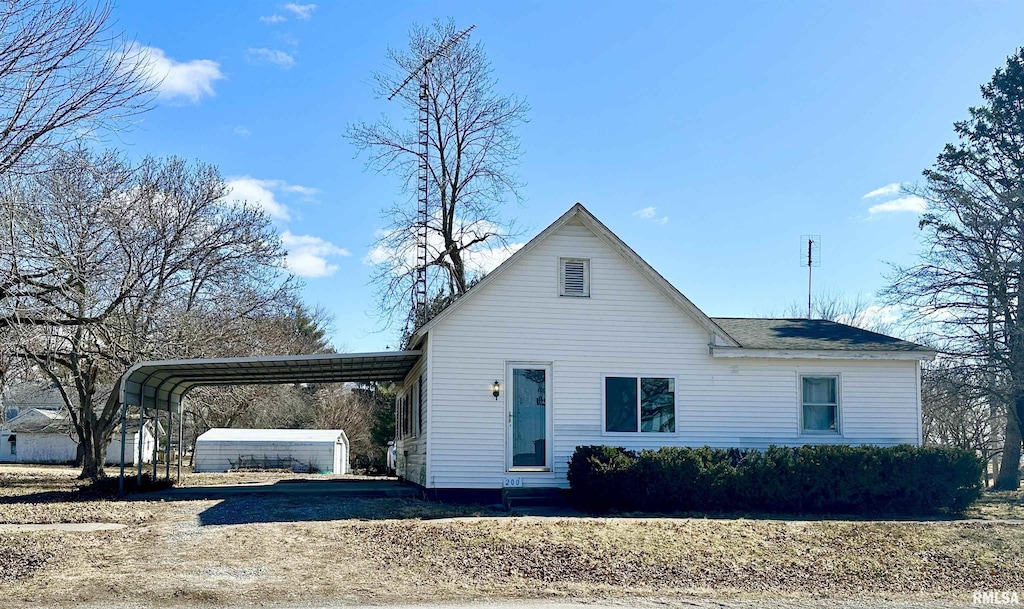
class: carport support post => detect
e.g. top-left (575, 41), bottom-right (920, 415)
top-left (176, 401), bottom-right (184, 481)
top-left (136, 402), bottom-right (145, 486)
top-left (152, 405), bottom-right (158, 481)
top-left (165, 397), bottom-right (172, 480)
top-left (152, 396), bottom-right (160, 480)
top-left (118, 397), bottom-right (128, 495)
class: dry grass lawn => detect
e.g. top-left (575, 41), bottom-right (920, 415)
top-left (1, 465), bottom-right (1023, 607)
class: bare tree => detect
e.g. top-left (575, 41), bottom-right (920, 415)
top-left (347, 18), bottom-right (528, 331)
top-left (883, 48), bottom-right (1024, 490)
top-left (0, 149), bottom-right (292, 479)
top-left (922, 360), bottom-right (1003, 484)
top-left (311, 384), bottom-right (374, 470)
top-left (183, 304), bottom-right (336, 457)
top-left (766, 287), bottom-right (899, 335)
top-left (0, 0), bottom-right (153, 175)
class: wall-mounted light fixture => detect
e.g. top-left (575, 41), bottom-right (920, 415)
top-left (492, 380), bottom-right (501, 400)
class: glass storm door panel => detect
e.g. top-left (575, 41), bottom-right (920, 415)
top-left (509, 366), bottom-right (549, 469)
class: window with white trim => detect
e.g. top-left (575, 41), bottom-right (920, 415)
top-left (801, 375), bottom-right (839, 433)
top-left (559, 258), bottom-right (590, 297)
top-left (605, 376), bottom-right (675, 433)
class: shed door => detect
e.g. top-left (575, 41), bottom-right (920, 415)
top-left (507, 364), bottom-right (551, 471)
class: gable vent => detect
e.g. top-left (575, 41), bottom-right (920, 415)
top-left (560, 258), bottom-right (590, 297)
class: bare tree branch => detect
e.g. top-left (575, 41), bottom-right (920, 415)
top-left (347, 19), bottom-right (528, 337)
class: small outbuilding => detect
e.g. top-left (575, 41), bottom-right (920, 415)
top-left (193, 428), bottom-right (349, 474)
top-left (0, 408), bottom-right (155, 465)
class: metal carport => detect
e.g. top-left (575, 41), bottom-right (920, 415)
top-left (115, 350), bottom-right (421, 493)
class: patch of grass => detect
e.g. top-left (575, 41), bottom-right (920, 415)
top-left (0, 532), bottom-right (60, 582)
top-left (965, 491), bottom-right (1024, 520)
top-left (0, 466), bottom-right (160, 525)
top-left (177, 470), bottom-right (393, 487)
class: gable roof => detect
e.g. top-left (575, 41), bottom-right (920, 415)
top-left (2, 382), bottom-right (69, 411)
top-left (412, 203), bottom-right (739, 346)
top-left (6, 408), bottom-right (71, 433)
top-left (711, 318), bottom-right (933, 353)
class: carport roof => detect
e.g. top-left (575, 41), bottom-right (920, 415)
top-left (119, 350), bottom-right (421, 412)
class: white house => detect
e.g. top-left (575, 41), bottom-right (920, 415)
top-left (193, 428), bottom-right (350, 474)
top-left (0, 408), bottom-right (155, 466)
top-left (393, 204), bottom-right (934, 501)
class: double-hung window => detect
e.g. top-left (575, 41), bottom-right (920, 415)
top-left (801, 375), bottom-right (839, 433)
top-left (604, 376), bottom-right (676, 433)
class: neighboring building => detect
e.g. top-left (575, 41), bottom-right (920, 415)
top-left (394, 204), bottom-right (934, 500)
top-left (1, 382), bottom-right (66, 423)
top-left (0, 408), bottom-right (155, 465)
top-left (193, 428), bottom-right (350, 474)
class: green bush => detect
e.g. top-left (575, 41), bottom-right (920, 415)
top-left (567, 444), bottom-right (984, 516)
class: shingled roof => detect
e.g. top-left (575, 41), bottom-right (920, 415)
top-left (710, 318), bottom-right (932, 352)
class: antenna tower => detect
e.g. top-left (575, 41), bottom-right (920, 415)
top-left (800, 235), bottom-right (821, 319)
top-left (388, 24), bottom-right (476, 329)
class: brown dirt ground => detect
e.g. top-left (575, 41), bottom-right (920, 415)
top-left (1, 465), bottom-right (1023, 607)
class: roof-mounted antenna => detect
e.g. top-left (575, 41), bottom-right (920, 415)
top-left (800, 235), bottom-right (821, 319)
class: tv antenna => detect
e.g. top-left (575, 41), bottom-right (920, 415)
top-left (800, 235), bottom-right (821, 319)
top-left (388, 24), bottom-right (476, 330)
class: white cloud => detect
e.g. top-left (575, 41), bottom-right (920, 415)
top-left (134, 45), bottom-right (223, 103)
top-left (282, 231), bottom-right (349, 278)
top-left (868, 195), bottom-right (927, 216)
top-left (233, 125), bottom-right (251, 137)
top-left (863, 183), bottom-right (902, 199)
top-left (247, 48), bottom-right (295, 69)
top-left (466, 242), bottom-right (524, 275)
top-left (282, 184), bottom-right (318, 196)
top-left (633, 206), bottom-right (669, 224)
top-left (226, 176), bottom-right (319, 221)
top-left (365, 219), bottom-right (523, 277)
top-left (260, 14), bottom-right (286, 23)
top-left (283, 3), bottom-right (317, 19)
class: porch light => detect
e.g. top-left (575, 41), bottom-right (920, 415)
top-left (492, 380), bottom-right (501, 400)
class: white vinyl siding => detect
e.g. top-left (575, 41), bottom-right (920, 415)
top-left (396, 353), bottom-right (428, 486)
top-left (0, 429), bottom-right (152, 465)
top-left (427, 217), bottom-right (922, 490)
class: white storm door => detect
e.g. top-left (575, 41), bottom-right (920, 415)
top-left (507, 364), bottom-right (552, 471)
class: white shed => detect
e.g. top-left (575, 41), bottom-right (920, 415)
top-left (193, 428), bottom-right (349, 474)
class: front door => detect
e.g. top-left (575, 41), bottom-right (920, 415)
top-left (507, 364), bottom-right (551, 471)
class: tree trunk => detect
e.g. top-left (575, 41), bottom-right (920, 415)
top-left (77, 422), bottom-right (107, 481)
top-left (994, 406), bottom-right (1022, 490)
top-left (79, 446), bottom-right (105, 481)
top-left (449, 247), bottom-right (467, 294)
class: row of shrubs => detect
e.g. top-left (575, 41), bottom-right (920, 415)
top-left (566, 444), bottom-right (984, 515)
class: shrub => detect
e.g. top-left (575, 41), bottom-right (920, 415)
top-left (566, 445), bottom-right (638, 512)
top-left (567, 444), bottom-right (984, 516)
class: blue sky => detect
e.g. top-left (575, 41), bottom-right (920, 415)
top-left (110, 1), bottom-right (1024, 352)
